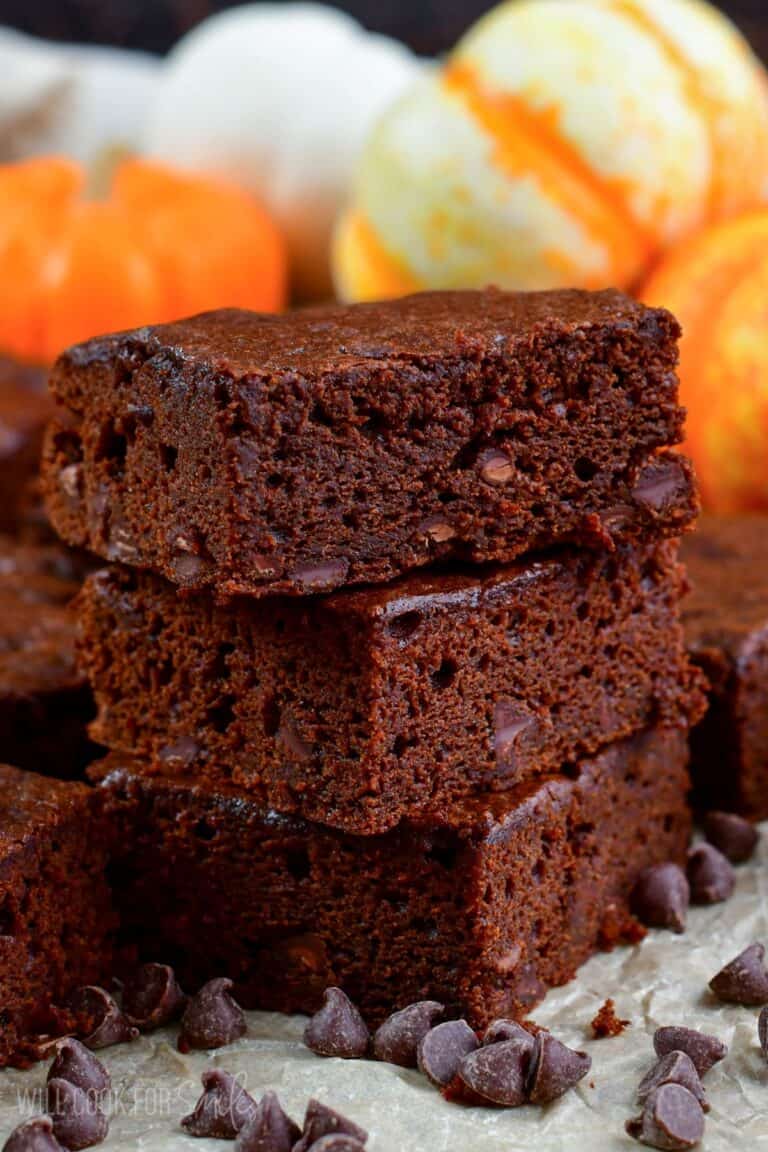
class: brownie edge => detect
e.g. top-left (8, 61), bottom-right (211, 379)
top-left (0, 765), bottom-right (116, 1067)
top-left (44, 288), bottom-right (696, 596)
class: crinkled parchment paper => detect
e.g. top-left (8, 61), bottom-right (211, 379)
top-left (2, 831), bottom-right (768, 1150)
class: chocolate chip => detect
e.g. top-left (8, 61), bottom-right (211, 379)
top-left (178, 977), bottom-right (247, 1051)
top-left (494, 701), bottom-right (534, 772)
top-left (686, 844), bottom-right (735, 905)
top-left (479, 449), bottom-right (514, 486)
top-left (158, 735), bottom-right (200, 769)
top-left (420, 517), bottom-right (456, 544)
top-left (291, 1100), bottom-right (367, 1152)
top-left (759, 1006), bottom-right (768, 1060)
top-left (304, 1138), bottom-right (366, 1152)
top-left (703, 812), bottom-right (759, 864)
top-left (46, 1079), bottom-right (109, 1150)
top-left (303, 988), bottom-right (370, 1059)
top-left (372, 1001), bottom-right (444, 1067)
top-left (458, 1038), bottom-right (532, 1106)
top-left (68, 986), bottom-right (139, 1050)
top-left (482, 1019), bottom-right (536, 1053)
top-left (626, 1084), bottom-right (704, 1149)
top-left (709, 943), bottom-right (768, 1005)
top-left (527, 1032), bottom-right (592, 1104)
top-left (278, 721), bottom-right (314, 762)
top-left (2, 1116), bottom-right (65, 1152)
top-left (121, 962), bottom-right (186, 1030)
top-left (637, 1052), bottom-right (708, 1113)
top-left (181, 1069), bottom-right (258, 1138)
top-left (291, 561), bottom-right (348, 592)
top-left (416, 1019), bottom-right (479, 1088)
top-left (632, 459), bottom-right (686, 511)
top-left (172, 550), bottom-right (212, 583)
top-left (234, 1091), bottom-right (300, 1152)
top-left (47, 1039), bottom-right (110, 1099)
top-left (630, 864), bottom-right (689, 933)
top-left (653, 1028), bottom-right (727, 1077)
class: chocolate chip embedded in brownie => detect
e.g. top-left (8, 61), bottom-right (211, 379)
top-left (0, 535), bottom-right (98, 777)
top-left (76, 539), bottom-right (705, 834)
top-left (682, 516), bottom-right (768, 819)
top-left (0, 764), bottom-right (116, 1067)
top-left (0, 358), bottom-right (52, 535)
top-left (43, 288), bottom-right (697, 597)
top-left (96, 725), bottom-right (691, 1028)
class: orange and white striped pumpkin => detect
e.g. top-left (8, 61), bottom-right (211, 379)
top-left (334, 0), bottom-right (768, 300)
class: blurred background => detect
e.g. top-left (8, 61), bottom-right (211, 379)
top-left (1, 0), bottom-right (766, 57)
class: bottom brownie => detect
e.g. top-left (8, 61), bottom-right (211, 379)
top-left (682, 516), bottom-right (768, 819)
top-left (97, 726), bottom-right (691, 1029)
top-left (0, 765), bottom-right (116, 1067)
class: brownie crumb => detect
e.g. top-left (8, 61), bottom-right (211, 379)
top-left (591, 999), bottom-right (630, 1039)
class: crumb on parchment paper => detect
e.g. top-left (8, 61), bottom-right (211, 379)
top-left (591, 999), bottom-right (630, 1039)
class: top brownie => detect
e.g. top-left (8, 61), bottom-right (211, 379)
top-left (43, 288), bottom-right (696, 596)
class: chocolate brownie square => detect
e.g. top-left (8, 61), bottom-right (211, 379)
top-left (0, 535), bottom-right (97, 777)
top-left (0, 764), bottom-right (115, 1067)
top-left (96, 725), bottom-right (691, 1029)
top-left (0, 358), bottom-right (52, 535)
top-left (43, 289), bottom-right (696, 597)
top-left (76, 541), bottom-right (704, 834)
top-left (682, 515), bottom-right (768, 819)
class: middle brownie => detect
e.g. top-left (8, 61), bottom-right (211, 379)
top-left (77, 539), bottom-right (703, 834)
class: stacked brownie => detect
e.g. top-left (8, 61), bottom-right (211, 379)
top-left (0, 764), bottom-right (116, 1067)
top-left (0, 535), bottom-right (96, 777)
top-left (0, 356), bottom-right (101, 776)
top-left (682, 516), bottom-right (768, 820)
top-left (43, 287), bottom-right (704, 1027)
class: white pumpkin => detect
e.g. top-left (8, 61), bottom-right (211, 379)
top-left (0, 27), bottom-right (160, 168)
top-left (144, 3), bottom-right (422, 301)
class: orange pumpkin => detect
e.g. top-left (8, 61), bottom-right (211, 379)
top-left (641, 211), bottom-right (768, 514)
top-left (0, 157), bottom-right (286, 364)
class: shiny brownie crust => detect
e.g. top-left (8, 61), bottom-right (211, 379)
top-left (77, 541), bottom-right (704, 834)
top-left (0, 535), bottom-right (97, 778)
top-left (0, 764), bottom-right (115, 1067)
top-left (96, 725), bottom-right (691, 1029)
top-left (682, 516), bottom-right (768, 819)
top-left (43, 288), bottom-right (697, 597)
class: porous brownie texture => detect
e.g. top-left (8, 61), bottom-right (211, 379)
top-left (0, 764), bottom-right (116, 1067)
top-left (0, 535), bottom-right (97, 777)
top-left (0, 358), bottom-right (52, 536)
top-left (43, 289), bottom-right (697, 597)
top-left (96, 726), bottom-right (691, 1029)
top-left (682, 516), bottom-right (768, 819)
top-left (76, 540), bottom-right (704, 834)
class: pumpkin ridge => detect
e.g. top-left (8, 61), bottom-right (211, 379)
top-left (443, 61), bottom-right (657, 284)
top-left (604, 0), bottom-right (731, 219)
